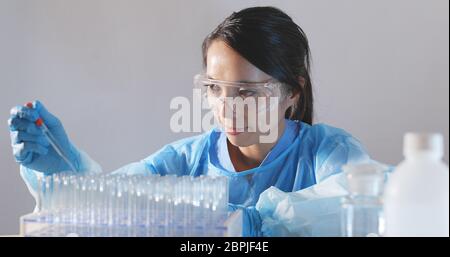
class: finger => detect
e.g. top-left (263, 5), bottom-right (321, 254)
top-left (12, 142), bottom-right (48, 161)
top-left (8, 117), bottom-right (43, 135)
top-left (10, 130), bottom-right (49, 146)
top-left (12, 143), bottom-right (32, 163)
top-left (10, 105), bottom-right (39, 122)
top-left (18, 151), bottom-right (33, 165)
top-left (31, 100), bottom-right (61, 127)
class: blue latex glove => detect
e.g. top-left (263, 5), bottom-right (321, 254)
top-left (228, 203), bottom-right (263, 237)
top-left (8, 100), bottom-right (80, 174)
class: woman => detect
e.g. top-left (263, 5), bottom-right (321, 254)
top-left (8, 7), bottom-right (374, 236)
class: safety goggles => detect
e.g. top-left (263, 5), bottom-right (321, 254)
top-left (193, 74), bottom-right (284, 109)
top-left (194, 74), bottom-right (284, 113)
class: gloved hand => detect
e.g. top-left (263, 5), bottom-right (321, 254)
top-left (8, 100), bottom-right (80, 174)
top-left (256, 174), bottom-right (350, 237)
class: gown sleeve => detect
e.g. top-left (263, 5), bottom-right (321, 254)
top-left (256, 125), bottom-right (392, 236)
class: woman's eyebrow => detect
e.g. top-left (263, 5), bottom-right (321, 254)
top-left (206, 75), bottom-right (260, 83)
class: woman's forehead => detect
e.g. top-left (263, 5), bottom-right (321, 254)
top-left (206, 40), bottom-right (271, 82)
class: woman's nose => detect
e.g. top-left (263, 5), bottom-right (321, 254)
top-left (219, 98), bottom-right (236, 117)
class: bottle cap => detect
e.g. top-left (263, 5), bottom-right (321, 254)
top-left (403, 133), bottom-right (443, 158)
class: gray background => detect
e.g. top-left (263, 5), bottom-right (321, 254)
top-left (0, 0), bottom-right (448, 235)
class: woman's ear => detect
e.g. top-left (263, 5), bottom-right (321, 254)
top-left (299, 76), bottom-right (306, 89)
top-left (283, 76), bottom-right (304, 118)
top-left (287, 76), bottom-right (304, 104)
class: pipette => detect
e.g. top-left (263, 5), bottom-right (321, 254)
top-left (26, 102), bottom-right (77, 172)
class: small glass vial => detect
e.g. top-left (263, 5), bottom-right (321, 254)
top-left (341, 163), bottom-right (386, 237)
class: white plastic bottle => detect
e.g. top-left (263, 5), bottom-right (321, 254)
top-left (384, 133), bottom-right (449, 236)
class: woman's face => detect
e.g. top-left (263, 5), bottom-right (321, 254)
top-left (206, 40), bottom-right (294, 147)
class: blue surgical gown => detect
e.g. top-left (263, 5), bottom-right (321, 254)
top-left (20, 119), bottom-right (373, 236)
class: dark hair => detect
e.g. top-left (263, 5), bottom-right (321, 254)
top-left (202, 6), bottom-right (313, 124)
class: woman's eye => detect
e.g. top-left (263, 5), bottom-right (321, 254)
top-left (207, 84), bottom-right (221, 92)
top-left (239, 89), bottom-right (257, 97)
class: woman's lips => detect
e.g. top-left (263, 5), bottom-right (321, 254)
top-left (225, 127), bottom-right (247, 135)
top-left (227, 130), bottom-right (243, 136)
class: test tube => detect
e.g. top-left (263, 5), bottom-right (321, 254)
top-left (52, 174), bottom-right (61, 224)
top-left (145, 177), bottom-right (155, 236)
top-left (60, 175), bottom-right (70, 224)
top-left (126, 177), bottom-right (136, 236)
top-left (97, 176), bottom-right (107, 226)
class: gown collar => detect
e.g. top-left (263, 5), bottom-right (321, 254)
top-left (209, 119), bottom-right (302, 177)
